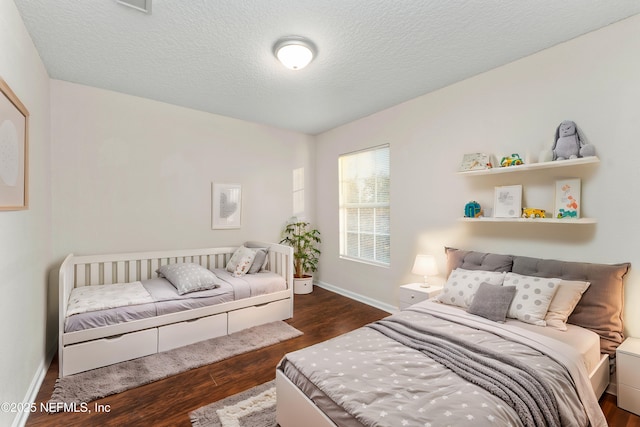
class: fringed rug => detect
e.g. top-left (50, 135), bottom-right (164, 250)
top-left (50, 321), bottom-right (301, 408)
top-left (190, 380), bottom-right (277, 427)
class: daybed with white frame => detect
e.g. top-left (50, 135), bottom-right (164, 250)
top-left (58, 242), bottom-right (293, 377)
top-left (276, 248), bottom-right (630, 427)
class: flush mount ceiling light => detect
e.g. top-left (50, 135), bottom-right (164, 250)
top-left (273, 36), bottom-right (317, 70)
top-left (116, 0), bottom-right (152, 14)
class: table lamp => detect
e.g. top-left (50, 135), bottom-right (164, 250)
top-left (412, 254), bottom-right (438, 288)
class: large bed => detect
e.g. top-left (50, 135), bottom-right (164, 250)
top-left (58, 242), bottom-right (293, 377)
top-left (276, 248), bottom-right (630, 427)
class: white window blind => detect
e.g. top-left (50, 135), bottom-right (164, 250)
top-left (339, 145), bottom-right (390, 266)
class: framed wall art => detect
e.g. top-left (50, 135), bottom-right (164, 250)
top-left (494, 185), bottom-right (522, 218)
top-left (0, 78), bottom-right (29, 210)
top-left (211, 183), bottom-right (242, 229)
top-left (555, 178), bottom-right (581, 219)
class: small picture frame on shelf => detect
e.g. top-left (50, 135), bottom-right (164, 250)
top-left (494, 185), bottom-right (522, 218)
top-left (554, 178), bottom-right (581, 219)
top-left (459, 153), bottom-right (493, 171)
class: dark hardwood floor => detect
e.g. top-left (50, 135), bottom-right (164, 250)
top-left (26, 287), bottom-right (640, 426)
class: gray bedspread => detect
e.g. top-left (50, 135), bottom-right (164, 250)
top-left (369, 318), bottom-right (561, 427)
top-left (64, 269), bottom-right (286, 332)
top-left (279, 301), bottom-right (607, 427)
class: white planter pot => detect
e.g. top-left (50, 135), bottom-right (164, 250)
top-left (293, 276), bottom-right (313, 294)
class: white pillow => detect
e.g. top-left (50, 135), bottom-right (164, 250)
top-left (437, 268), bottom-right (507, 308)
top-left (226, 246), bottom-right (257, 277)
top-left (504, 272), bottom-right (560, 326)
top-left (544, 280), bottom-right (590, 331)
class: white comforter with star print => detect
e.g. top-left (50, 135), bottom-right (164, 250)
top-left (279, 301), bottom-right (606, 427)
top-left (66, 282), bottom-right (154, 316)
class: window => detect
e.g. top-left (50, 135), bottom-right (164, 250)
top-left (339, 145), bottom-right (390, 265)
top-left (292, 167), bottom-right (305, 216)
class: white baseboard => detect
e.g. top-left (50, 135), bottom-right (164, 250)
top-left (11, 344), bottom-right (56, 427)
top-left (315, 281), bottom-right (397, 314)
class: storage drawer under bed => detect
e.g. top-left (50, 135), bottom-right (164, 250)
top-left (158, 313), bottom-right (227, 352)
top-left (62, 328), bottom-right (158, 376)
top-left (228, 298), bottom-right (291, 334)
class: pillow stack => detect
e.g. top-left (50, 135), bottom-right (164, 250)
top-left (226, 244), bottom-right (269, 277)
top-left (437, 267), bottom-right (590, 329)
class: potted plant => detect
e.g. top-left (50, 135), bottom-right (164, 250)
top-left (280, 218), bottom-right (321, 294)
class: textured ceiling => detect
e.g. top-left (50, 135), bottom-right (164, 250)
top-left (13, 0), bottom-right (640, 135)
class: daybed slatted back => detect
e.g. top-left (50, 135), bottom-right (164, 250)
top-left (73, 252), bottom-right (235, 287)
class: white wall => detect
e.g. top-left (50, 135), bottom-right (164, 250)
top-left (0, 1), bottom-right (51, 426)
top-left (50, 80), bottom-right (315, 259)
top-left (315, 14), bottom-right (640, 338)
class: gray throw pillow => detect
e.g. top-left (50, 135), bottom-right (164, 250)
top-left (157, 263), bottom-right (221, 295)
top-left (248, 247), bottom-right (268, 274)
top-left (467, 282), bottom-right (516, 322)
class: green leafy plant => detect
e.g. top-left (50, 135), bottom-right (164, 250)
top-left (280, 219), bottom-right (321, 278)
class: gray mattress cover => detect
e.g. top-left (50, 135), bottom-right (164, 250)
top-left (278, 300), bottom-right (606, 427)
top-left (64, 269), bottom-right (286, 332)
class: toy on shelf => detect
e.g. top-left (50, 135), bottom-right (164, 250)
top-left (464, 201), bottom-right (483, 218)
top-left (500, 154), bottom-right (524, 167)
top-left (557, 209), bottom-right (578, 219)
top-left (522, 208), bottom-right (546, 219)
top-left (459, 153), bottom-right (493, 171)
top-left (543, 120), bottom-right (596, 161)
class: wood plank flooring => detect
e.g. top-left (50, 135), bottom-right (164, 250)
top-left (26, 286), bottom-right (640, 426)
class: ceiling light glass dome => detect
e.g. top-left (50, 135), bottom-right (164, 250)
top-left (273, 37), bottom-right (316, 70)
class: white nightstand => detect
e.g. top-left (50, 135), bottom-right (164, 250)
top-left (617, 337), bottom-right (640, 415)
top-left (398, 283), bottom-right (443, 310)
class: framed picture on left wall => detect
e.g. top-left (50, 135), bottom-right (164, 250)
top-left (0, 78), bottom-right (29, 210)
top-left (212, 183), bottom-right (242, 229)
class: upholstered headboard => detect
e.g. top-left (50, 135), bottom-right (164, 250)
top-left (445, 247), bottom-right (631, 355)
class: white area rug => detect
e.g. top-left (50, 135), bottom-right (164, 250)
top-left (190, 380), bottom-right (277, 427)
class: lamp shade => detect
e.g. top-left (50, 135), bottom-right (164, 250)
top-left (273, 36), bottom-right (316, 70)
top-left (411, 254), bottom-right (438, 277)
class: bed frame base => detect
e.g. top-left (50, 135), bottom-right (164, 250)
top-left (590, 353), bottom-right (610, 399)
top-left (276, 369), bottom-right (337, 427)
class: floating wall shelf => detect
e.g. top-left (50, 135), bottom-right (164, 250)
top-left (457, 156), bottom-right (599, 176)
top-left (458, 217), bottom-right (596, 224)
top-left (458, 156), bottom-right (599, 225)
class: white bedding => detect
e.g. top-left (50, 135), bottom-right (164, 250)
top-left (66, 281), bottom-right (154, 316)
top-left (505, 317), bottom-right (601, 374)
top-left (426, 300), bottom-right (602, 374)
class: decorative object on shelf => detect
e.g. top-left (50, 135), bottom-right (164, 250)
top-left (522, 207), bottom-right (546, 219)
top-left (464, 201), bottom-right (482, 218)
top-left (411, 254), bottom-right (439, 288)
top-left (459, 153), bottom-right (493, 171)
top-left (211, 183), bottom-right (242, 229)
top-left (494, 185), bottom-right (522, 218)
top-left (499, 153), bottom-right (524, 167)
top-left (280, 217), bottom-right (321, 294)
top-left (555, 178), bottom-right (581, 219)
top-left (549, 120), bottom-right (596, 161)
